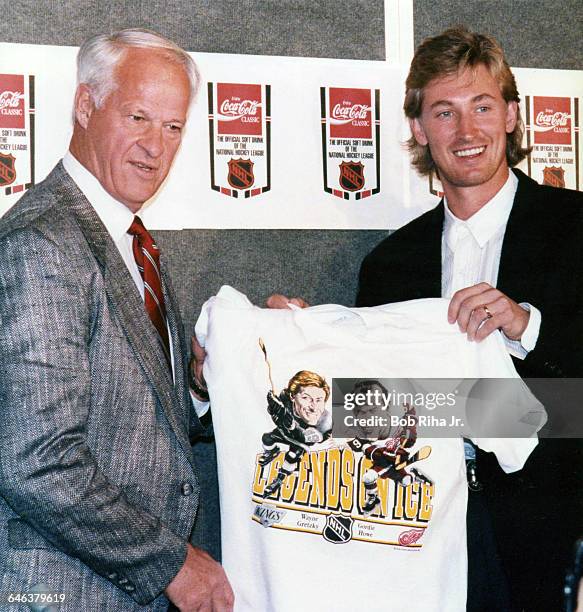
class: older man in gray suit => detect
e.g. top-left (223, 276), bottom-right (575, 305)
top-left (0, 30), bottom-right (233, 611)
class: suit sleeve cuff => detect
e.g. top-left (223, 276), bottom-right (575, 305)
top-left (502, 303), bottom-right (541, 359)
top-left (190, 391), bottom-right (210, 417)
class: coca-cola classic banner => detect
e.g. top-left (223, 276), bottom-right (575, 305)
top-left (208, 82), bottom-right (271, 198)
top-left (525, 95), bottom-right (579, 190)
top-left (0, 74), bottom-right (35, 197)
top-left (515, 68), bottom-right (582, 192)
top-left (321, 87), bottom-right (381, 200)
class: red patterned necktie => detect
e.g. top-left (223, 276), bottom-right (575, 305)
top-left (127, 216), bottom-right (172, 371)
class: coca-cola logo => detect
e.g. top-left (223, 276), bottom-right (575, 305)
top-left (219, 99), bottom-right (261, 120)
top-left (535, 111), bottom-right (570, 129)
top-left (0, 91), bottom-right (24, 110)
top-left (328, 88), bottom-right (373, 138)
top-left (532, 97), bottom-right (571, 144)
top-left (216, 83), bottom-right (263, 135)
top-left (331, 103), bottom-right (371, 123)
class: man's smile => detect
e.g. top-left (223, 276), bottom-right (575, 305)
top-left (453, 145), bottom-right (486, 158)
top-left (130, 160), bottom-right (158, 174)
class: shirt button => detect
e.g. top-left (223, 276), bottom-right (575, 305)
top-left (107, 573), bottom-right (118, 580)
top-left (181, 482), bottom-right (194, 496)
top-left (125, 584), bottom-right (135, 592)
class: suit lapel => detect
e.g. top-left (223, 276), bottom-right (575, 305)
top-left (498, 169), bottom-right (547, 301)
top-left (53, 163), bottom-right (193, 463)
top-left (161, 265), bottom-right (201, 451)
top-left (415, 202), bottom-right (443, 298)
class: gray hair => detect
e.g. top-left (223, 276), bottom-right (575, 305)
top-left (75, 28), bottom-right (200, 115)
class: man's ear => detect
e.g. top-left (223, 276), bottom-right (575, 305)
top-left (409, 117), bottom-right (428, 146)
top-left (505, 100), bottom-right (518, 133)
top-left (74, 84), bottom-right (95, 129)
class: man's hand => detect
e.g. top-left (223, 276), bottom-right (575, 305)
top-left (265, 294), bottom-right (309, 309)
top-left (448, 282), bottom-right (530, 342)
top-left (165, 543), bottom-right (234, 611)
top-left (189, 336), bottom-right (208, 401)
top-left (267, 392), bottom-right (293, 431)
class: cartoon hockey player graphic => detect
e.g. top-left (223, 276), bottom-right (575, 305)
top-left (347, 380), bottom-right (433, 515)
top-left (258, 369), bottom-right (333, 497)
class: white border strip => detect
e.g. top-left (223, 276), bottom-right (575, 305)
top-left (384, 0), bottom-right (415, 65)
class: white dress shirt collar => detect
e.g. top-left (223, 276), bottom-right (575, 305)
top-left (61, 151), bottom-right (191, 389)
top-left (443, 171), bottom-right (518, 251)
top-left (62, 151), bottom-right (136, 238)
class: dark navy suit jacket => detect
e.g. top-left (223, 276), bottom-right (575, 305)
top-left (356, 168), bottom-right (583, 609)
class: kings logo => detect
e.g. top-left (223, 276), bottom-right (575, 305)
top-left (254, 503), bottom-right (285, 528)
top-left (0, 153), bottom-right (16, 187)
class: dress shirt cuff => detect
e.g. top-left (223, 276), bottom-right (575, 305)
top-left (502, 303), bottom-right (541, 359)
top-left (190, 391), bottom-right (210, 417)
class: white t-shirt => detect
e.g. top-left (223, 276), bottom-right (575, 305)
top-left (196, 286), bottom-right (540, 612)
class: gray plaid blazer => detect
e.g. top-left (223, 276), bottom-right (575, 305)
top-left (0, 163), bottom-right (203, 611)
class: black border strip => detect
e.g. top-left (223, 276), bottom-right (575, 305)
top-left (525, 95), bottom-right (532, 179)
top-left (208, 82), bottom-right (220, 192)
top-left (575, 97), bottom-right (579, 191)
top-left (372, 88), bottom-right (381, 195)
top-left (27, 74), bottom-right (35, 188)
top-left (321, 87), bottom-right (332, 194)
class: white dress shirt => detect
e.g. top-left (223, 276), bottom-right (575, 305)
top-left (62, 152), bottom-right (208, 416)
top-left (63, 152), bottom-right (144, 295)
top-left (441, 171), bottom-right (541, 359)
top-left (63, 152), bottom-right (179, 375)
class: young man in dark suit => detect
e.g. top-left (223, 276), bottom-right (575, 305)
top-left (357, 27), bottom-right (583, 611)
top-left (0, 30), bottom-right (233, 611)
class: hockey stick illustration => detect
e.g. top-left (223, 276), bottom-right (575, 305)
top-left (394, 445), bottom-right (432, 470)
top-left (258, 338), bottom-right (275, 393)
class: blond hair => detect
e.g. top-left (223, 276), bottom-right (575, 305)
top-left (287, 371), bottom-right (330, 401)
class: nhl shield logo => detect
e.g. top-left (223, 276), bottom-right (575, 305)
top-left (339, 161), bottom-right (364, 191)
top-left (0, 153), bottom-right (16, 186)
top-left (542, 166), bottom-right (565, 189)
top-left (228, 158), bottom-right (254, 190)
top-left (323, 514), bottom-right (353, 544)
